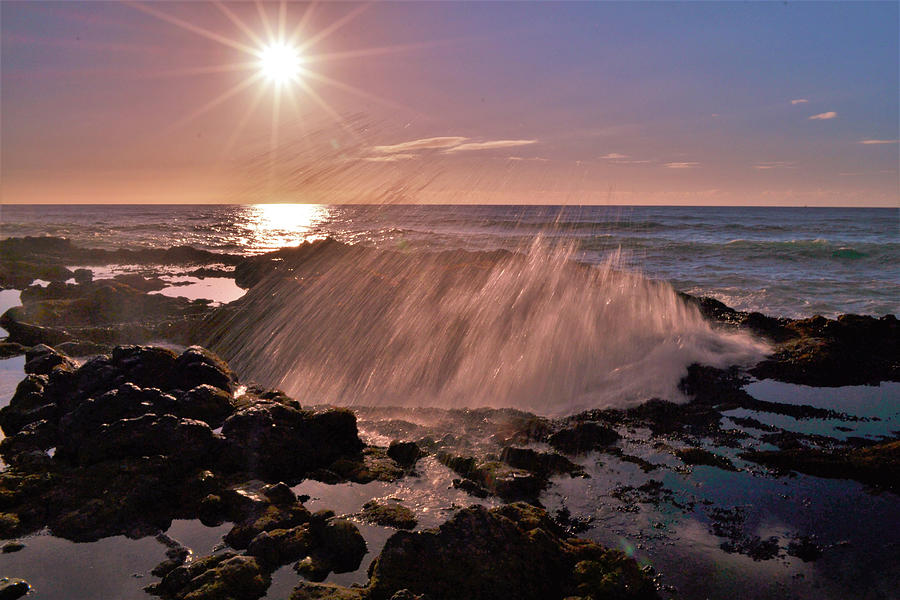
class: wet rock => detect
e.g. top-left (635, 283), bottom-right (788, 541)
top-left (246, 525), bottom-right (314, 567)
top-left (263, 482), bottom-right (297, 506)
top-left (198, 494), bottom-right (227, 527)
top-left (499, 446), bottom-right (585, 478)
top-left (55, 339), bottom-right (109, 357)
top-left (222, 404), bottom-right (363, 482)
top-left (60, 413), bottom-right (223, 467)
top-left (175, 384), bottom-right (234, 427)
top-left (147, 552), bottom-right (270, 600)
top-left (310, 518), bottom-right (367, 574)
top-left (386, 441), bottom-right (423, 468)
top-left (24, 344), bottom-right (77, 375)
top-left (0, 343), bottom-right (25, 358)
top-left (750, 313), bottom-right (899, 386)
top-left (224, 500), bottom-right (312, 550)
top-left (1, 541), bottom-right (25, 553)
top-left (112, 274), bottom-right (169, 292)
top-left (363, 503), bottom-right (658, 600)
top-left (674, 447), bottom-right (737, 471)
top-left (548, 422), bottom-right (620, 454)
top-left (786, 535), bottom-right (823, 562)
top-left (171, 346), bottom-right (237, 393)
top-left (741, 440), bottom-right (900, 492)
top-left (73, 268), bottom-right (93, 284)
top-left (438, 453), bottom-right (543, 502)
top-left (0, 578), bottom-right (31, 600)
top-left (360, 500), bottom-right (417, 530)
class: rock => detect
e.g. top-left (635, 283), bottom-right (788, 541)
top-left (786, 535), bottom-right (823, 562)
top-left (0, 343), bottom-right (25, 358)
top-left (263, 482), bottom-right (297, 506)
top-left (360, 500), bottom-right (417, 530)
top-left (363, 503), bottom-right (658, 600)
top-left (313, 518), bottom-right (367, 573)
top-left (742, 440), bottom-right (900, 492)
top-left (147, 552), bottom-right (270, 600)
top-left (0, 578), bottom-right (31, 600)
top-left (548, 422), bottom-right (620, 454)
top-left (73, 268), bottom-right (93, 284)
top-left (60, 413), bottom-right (223, 467)
top-left (674, 447), bottom-right (737, 471)
top-left (112, 345), bottom-right (179, 389)
top-left (224, 501), bottom-right (312, 550)
top-left (171, 346), bottom-right (237, 393)
top-left (24, 344), bottom-right (77, 375)
top-left (176, 384), bottom-right (234, 427)
top-left (499, 446), bottom-right (585, 477)
top-left (386, 441), bottom-right (423, 468)
top-left (438, 453), bottom-right (543, 501)
top-left (1, 541), bottom-right (25, 553)
top-left (222, 403), bottom-right (363, 481)
top-left (246, 525), bottom-right (314, 567)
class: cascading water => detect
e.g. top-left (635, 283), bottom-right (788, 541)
top-left (202, 237), bottom-right (768, 416)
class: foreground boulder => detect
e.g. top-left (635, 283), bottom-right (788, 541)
top-left (294, 503), bottom-right (658, 600)
top-left (0, 345), bottom-right (369, 543)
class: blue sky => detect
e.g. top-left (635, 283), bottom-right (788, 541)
top-left (1, 1), bottom-right (897, 205)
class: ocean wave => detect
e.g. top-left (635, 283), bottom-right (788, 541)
top-left (202, 238), bottom-right (767, 415)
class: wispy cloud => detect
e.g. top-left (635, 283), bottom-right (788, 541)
top-left (444, 139), bottom-right (537, 153)
top-left (791, 99), bottom-right (809, 105)
top-left (664, 162), bottom-right (699, 169)
top-left (372, 136), bottom-right (468, 154)
top-left (362, 153), bottom-right (417, 162)
top-left (599, 153), bottom-right (628, 159)
top-left (809, 111), bottom-right (837, 120)
top-left (858, 139), bottom-right (899, 145)
top-left (612, 159), bottom-right (652, 164)
top-left (754, 161), bottom-right (796, 170)
top-left (508, 156), bottom-right (549, 162)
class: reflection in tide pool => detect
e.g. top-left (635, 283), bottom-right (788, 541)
top-left (239, 204), bottom-right (331, 252)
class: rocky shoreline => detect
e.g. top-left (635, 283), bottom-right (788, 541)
top-left (1, 235), bottom-right (898, 599)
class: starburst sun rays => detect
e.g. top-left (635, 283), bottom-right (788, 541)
top-left (125, 1), bottom-right (415, 161)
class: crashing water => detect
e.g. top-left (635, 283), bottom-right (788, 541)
top-left (202, 238), bottom-right (767, 415)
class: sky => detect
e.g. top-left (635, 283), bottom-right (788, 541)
top-left (1, 1), bottom-right (898, 206)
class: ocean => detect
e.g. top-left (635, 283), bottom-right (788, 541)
top-left (2, 204), bottom-right (897, 319)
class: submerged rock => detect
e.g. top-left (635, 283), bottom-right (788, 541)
top-left (360, 500), bottom-right (417, 530)
top-left (742, 440), bottom-right (900, 492)
top-left (548, 421), bottom-right (620, 454)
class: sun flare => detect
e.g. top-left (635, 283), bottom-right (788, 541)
top-left (258, 42), bottom-right (303, 84)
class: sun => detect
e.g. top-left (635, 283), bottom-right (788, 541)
top-left (258, 42), bottom-right (303, 84)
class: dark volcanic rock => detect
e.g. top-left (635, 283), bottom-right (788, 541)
top-left (362, 503), bottom-right (658, 600)
top-left (675, 447), bottom-right (737, 471)
top-left (386, 441), bottom-right (423, 468)
top-left (222, 403), bottom-right (363, 481)
top-left (499, 446), bottom-right (586, 477)
top-left (0, 578), bottom-right (31, 600)
top-left (548, 421), bottom-right (620, 454)
top-left (438, 453), bottom-right (543, 502)
top-left (742, 440), bottom-right (900, 492)
top-left (147, 552), bottom-right (270, 600)
top-left (360, 500), bottom-right (418, 530)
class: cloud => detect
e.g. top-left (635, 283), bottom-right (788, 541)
top-left (754, 161), bottom-right (796, 170)
top-left (859, 139), bottom-right (899, 145)
top-left (599, 153), bottom-right (628, 159)
top-left (362, 153), bottom-right (417, 162)
top-left (508, 156), bottom-right (549, 162)
top-left (664, 162), bottom-right (699, 169)
top-left (791, 99), bottom-right (809, 105)
top-left (612, 159), bottom-right (652, 164)
top-left (809, 111), bottom-right (837, 120)
top-left (372, 136), bottom-right (468, 154)
top-left (444, 139), bottom-right (537, 153)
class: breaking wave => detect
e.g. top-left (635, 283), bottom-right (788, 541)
top-left (201, 238), bottom-right (768, 416)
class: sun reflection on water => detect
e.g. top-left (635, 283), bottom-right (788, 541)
top-left (243, 203), bottom-right (330, 252)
